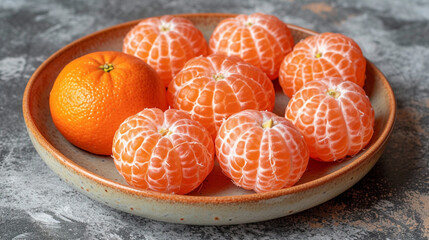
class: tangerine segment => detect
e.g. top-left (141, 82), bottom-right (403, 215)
top-left (215, 110), bottom-right (309, 193)
top-left (285, 78), bottom-right (374, 162)
top-left (112, 108), bottom-right (214, 195)
top-left (209, 13), bottom-right (294, 80)
top-left (49, 51), bottom-right (167, 155)
top-left (167, 54), bottom-right (275, 138)
top-left (279, 32), bottom-right (366, 98)
top-left (123, 15), bottom-right (209, 87)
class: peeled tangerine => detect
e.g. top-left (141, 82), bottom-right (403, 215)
top-left (279, 32), bottom-right (366, 98)
top-left (215, 110), bottom-right (309, 193)
top-left (123, 15), bottom-right (208, 87)
top-left (286, 78), bottom-right (374, 162)
top-left (209, 13), bottom-right (294, 80)
top-left (167, 54), bottom-right (275, 139)
top-left (112, 108), bottom-right (214, 195)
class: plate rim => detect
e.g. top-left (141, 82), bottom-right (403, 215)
top-left (22, 13), bottom-right (396, 204)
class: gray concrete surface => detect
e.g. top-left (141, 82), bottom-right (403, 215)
top-left (1, 0), bottom-right (428, 239)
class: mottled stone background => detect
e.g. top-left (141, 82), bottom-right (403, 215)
top-left (0, 0), bottom-right (428, 239)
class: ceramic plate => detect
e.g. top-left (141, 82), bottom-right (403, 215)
top-left (22, 13), bottom-right (396, 225)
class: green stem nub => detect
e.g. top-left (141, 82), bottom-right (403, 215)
top-left (315, 52), bottom-right (322, 58)
top-left (327, 89), bottom-right (340, 98)
top-left (100, 63), bottom-right (114, 72)
top-left (159, 128), bottom-right (172, 136)
top-left (262, 119), bottom-right (274, 129)
top-left (160, 26), bottom-right (170, 32)
top-left (213, 74), bottom-right (224, 81)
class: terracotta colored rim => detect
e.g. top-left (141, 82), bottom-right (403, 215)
top-left (22, 13), bottom-right (396, 204)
